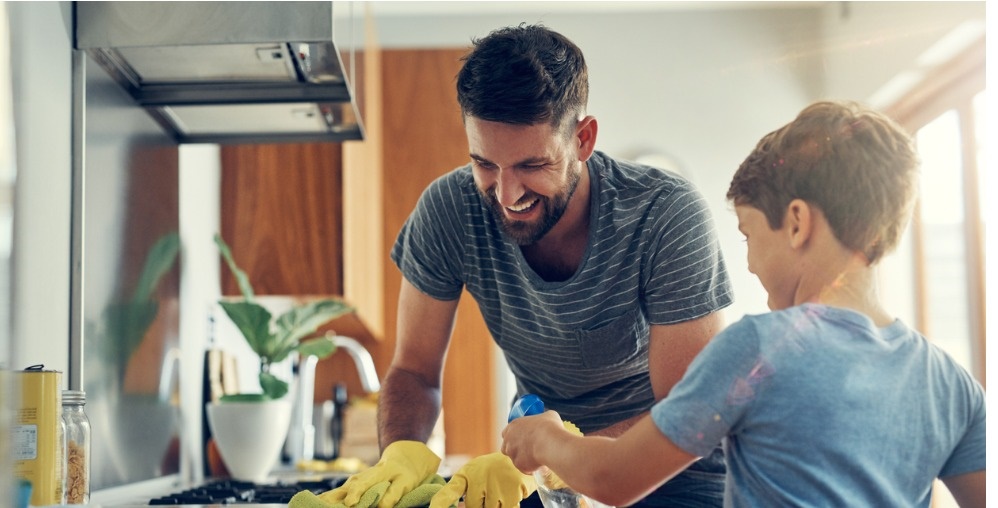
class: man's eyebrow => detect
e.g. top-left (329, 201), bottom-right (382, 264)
top-left (469, 154), bottom-right (550, 167)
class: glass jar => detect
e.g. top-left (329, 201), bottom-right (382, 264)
top-left (61, 390), bottom-right (91, 504)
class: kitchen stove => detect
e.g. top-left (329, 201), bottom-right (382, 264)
top-left (149, 477), bottom-right (347, 505)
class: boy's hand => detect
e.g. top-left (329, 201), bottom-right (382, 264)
top-left (501, 410), bottom-right (568, 473)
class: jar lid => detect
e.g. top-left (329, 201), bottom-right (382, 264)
top-left (62, 389), bottom-right (87, 404)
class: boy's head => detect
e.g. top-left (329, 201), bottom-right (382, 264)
top-left (727, 100), bottom-right (919, 264)
top-left (456, 23), bottom-right (589, 133)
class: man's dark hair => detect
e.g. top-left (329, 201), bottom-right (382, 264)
top-left (456, 23), bottom-right (589, 129)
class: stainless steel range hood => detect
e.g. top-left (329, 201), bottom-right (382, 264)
top-left (74, 1), bottom-right (365, 144)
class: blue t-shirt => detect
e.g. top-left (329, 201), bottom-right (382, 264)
top-left (652, 304), bottom-right (986, 507)
top-left (392, 150), bottom-right (733, 432)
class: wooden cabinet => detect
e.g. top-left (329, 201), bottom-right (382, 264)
top-left (220, 44), bottom-right (498, 457)
top-left (219, 143), bottom-right (343, 295)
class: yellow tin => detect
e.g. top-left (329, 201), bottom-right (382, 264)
top-left (12, 367), bottom-right (63, 506)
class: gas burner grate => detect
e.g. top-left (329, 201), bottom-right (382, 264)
top-left (149, 478), bottom-right (347, 505)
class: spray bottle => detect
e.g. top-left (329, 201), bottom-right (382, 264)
top-left (508, 395), bottom-right (614, 508)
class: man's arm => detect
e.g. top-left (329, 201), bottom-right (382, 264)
top-left (378, 277), bottom-right (460, 449)
top-left (588, 311), bottom-right (726, 438)
top-left (942, 471), bottom-right (985, 508)
top-left (648, 312), bottom-right (726, 399)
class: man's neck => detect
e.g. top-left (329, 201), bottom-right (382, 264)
top-left (521, 162), bottom-right (592, 281)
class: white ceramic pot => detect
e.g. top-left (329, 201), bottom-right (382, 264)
top-left (205, 399), bottom-right (292, 482)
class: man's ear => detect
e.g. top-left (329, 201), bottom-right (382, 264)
top-left (575, 115), bottom-right (598, 161)
top-left (785, 199), bottom-right (813, 250)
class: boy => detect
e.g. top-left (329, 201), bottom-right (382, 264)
top-left (501, 100), bottom-right (986, 507)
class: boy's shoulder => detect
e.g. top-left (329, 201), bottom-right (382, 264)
top-left (716, 304), bottom-right (895, 356)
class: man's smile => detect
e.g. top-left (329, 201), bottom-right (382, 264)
top-left (506, 197), bottom-right (540, 215)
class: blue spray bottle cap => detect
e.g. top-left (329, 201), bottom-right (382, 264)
top-left (508, 393), bottom-right (545, 422)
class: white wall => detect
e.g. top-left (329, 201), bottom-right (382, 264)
top-left (820, 1), bottom-right (986, 107)
top-left (178, 144), bottom-right (222, 485)
top-left (8, 1), bottom-right (72, 374)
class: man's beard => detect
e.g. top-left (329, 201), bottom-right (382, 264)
top-left (481, 169), bottom-right (582, 246)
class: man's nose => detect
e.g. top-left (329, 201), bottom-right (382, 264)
top-left (494, 169), bottom-right (525, 206)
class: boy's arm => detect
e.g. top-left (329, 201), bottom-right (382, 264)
top-left (591, 314), bottom-right (725, 439)
top-left (504, 413), bottom-right (698, 507)
top-left (941, 470), bottom-right (985, 508)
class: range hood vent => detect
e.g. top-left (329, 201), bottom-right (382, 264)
top-left (75, 1), bottom-right (365, 144)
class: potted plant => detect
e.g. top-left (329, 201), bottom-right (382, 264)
top-left (213, 233), bottom-right (353, 400)
top-left (206, 233), bottom-right (353, 481)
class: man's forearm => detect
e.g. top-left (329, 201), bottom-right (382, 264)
top-left (377, 366), bottom-right (443, 450)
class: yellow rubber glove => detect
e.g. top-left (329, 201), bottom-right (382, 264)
top-left (319, 441), bottom-right (441, 508)
top-left (429, 453), bottom-right (536, 508)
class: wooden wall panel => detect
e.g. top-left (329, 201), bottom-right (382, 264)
top-left (219, 143), bottom-right (343, 296)
top-left (220, 46), bottom-right (498, 458)
top-left (378, 48), bottom-right (498, 457)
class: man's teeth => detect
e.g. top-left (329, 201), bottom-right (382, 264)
top-left (507, 199), bottom-right (538, 212)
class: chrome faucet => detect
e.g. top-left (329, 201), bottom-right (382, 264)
top-left (285, 334), bottom-right (380, 463)
top-left (330, 335), bottom-right (381, 393)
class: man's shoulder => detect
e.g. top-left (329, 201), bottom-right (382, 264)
top-left (428, 163), bottom-right (475, 188)
top-left (418, 164), bottom-right (478, 203)
top-left (592, 151), bottom-right (697, 200)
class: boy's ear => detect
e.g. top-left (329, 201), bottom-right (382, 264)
top-left (785, 199), bottom-right (813, 250)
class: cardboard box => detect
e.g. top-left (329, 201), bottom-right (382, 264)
top-left (12, 368), bottom-right (63, 505)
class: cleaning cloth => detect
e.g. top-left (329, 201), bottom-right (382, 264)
top-left (290, 474), bottom-right (453, 508)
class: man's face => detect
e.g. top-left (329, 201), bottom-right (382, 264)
top-left (465, 116), bottom-right (583, 245)
top-left (735, 205), bottom-right (797, 310)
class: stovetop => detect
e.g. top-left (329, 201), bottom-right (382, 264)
top-left (148, 477), bottom-right (348, 505)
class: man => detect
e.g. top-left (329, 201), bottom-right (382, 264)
top-left (324, 24), bottom-right (732, 508)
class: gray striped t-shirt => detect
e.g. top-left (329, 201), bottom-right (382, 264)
top-left (391, 150), bottom-right (733, 432)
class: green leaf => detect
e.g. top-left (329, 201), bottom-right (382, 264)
top-left (273, 299), bottom-right (353, 355)
top-left (132, 232), bottom-right (181, 303)
top-left (102, 301), bottom-right (159, 372)
top-left (214, 233), bottom-right (255, 301)
top-left (218, 301), bottom-right (273, 359)
top-left (219, 393), bottom-right (270, 402)
top-left (294, 336), bottom-right (337, 360)
top-left (260, 372), bottom-right (289, 400)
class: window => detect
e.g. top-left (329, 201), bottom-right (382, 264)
top-left (884, 35), bottom-right (985, 508)
top-left (887, 37), bottom-right (986, 385)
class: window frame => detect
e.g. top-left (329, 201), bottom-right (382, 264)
top-left (886, 36), bottom-right (986, 387)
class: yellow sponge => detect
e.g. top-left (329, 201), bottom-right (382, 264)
top-left (538, 421), bottom-right (583, 490)
top-left (562, 421), bottom-right (582, 436)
